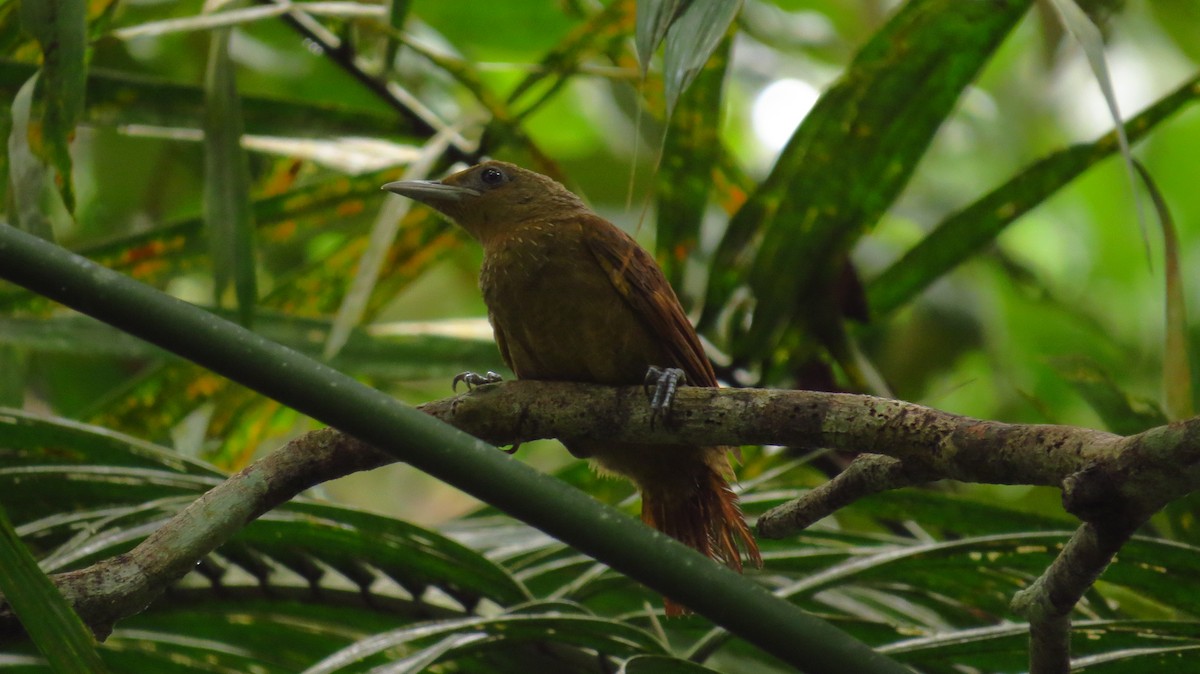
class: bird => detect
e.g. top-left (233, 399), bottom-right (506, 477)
top-left (383, 160), bottom-right (761, 614)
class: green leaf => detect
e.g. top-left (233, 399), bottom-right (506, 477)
top-left (243, 503), bottom-right (532, 608)
top-left (655, 35), bottom-right (730, 296)
top-left (881, 620), bottom-right (1200, 672)
top-left (109, 2), bottom-right (385, 41)
top-left (1074, 645), bottom-right (1200, 673)
top-left (308, 611), bottom-right (668, 673)
top-left (620, 654), bottom-right (723, 673)
top-left (101, 602), bottom-right (399, 673)
top-left (1045, 0), bottom-right (1148, 258)
top-left (843, 487), bottom-right (1076, 536)
top-left (0, 503), bottom-right (109, 674)
top-left (1102, 535), bottom-right (1200, 617)
top-left (203, 27), bottom-right (257, 327)
top-left (866, 72), bottom-right (1200, 318)
top-left (635, 0), bottom-right (686, 75)
top-left (7, 73), bottom-right (55, 239)
top-left (661, 0), bottom-right (740, 115)
top-left (17, 0), bottom-right (85, 213)
top-left (0, 313), bottom-right (502, 382)
top-left (0, 407), bottom-right (223, 482)
top-left (1132, 161), bottom-right (1193, 420)
top-left (701, 0), bottom-right (1031, 359)
top-left (0, 60), bottom-right (401, 139)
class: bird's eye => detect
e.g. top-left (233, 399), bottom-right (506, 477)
top-left (480, 167), bottom-right (505, 185)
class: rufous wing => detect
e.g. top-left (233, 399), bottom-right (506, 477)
top-left (581, 215), bottom-right (718, 388)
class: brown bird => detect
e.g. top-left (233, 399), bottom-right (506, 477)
top-left (383, 161), bottom-right (761, 614)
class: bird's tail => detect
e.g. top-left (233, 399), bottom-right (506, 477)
top-left (639, 458), bottom-right (762, 616)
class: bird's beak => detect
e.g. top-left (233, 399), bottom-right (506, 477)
top-left (381, 180), bottom-right (481, 204)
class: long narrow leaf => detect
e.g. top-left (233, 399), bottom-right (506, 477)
top-left (621, 655), bottom-right (723, 673)
top-left (635, 0), bottom-right (686, 75)
top-left (7, 74), bottom-right (55, 239)
top-left (305, 612), bottom-right (666, 674)
top-left (18, 0), bottom-right (86, 212)
top-left (0, 313), bottom-right (500, 382)
top-left (0, 504), bottom-right (109, 674)
top-left (867, 73), bottom-right (1200, 317)
top-left (203, 28), bottom-right (257, 326)
top-left (655, 35), bottom-right (730, 296)
top-left (1045, 0), bottom-right (1148, 258)
top-left (1133, 161), bottom-right (1193, 420)
top-left (881, 620), bottom-right (1200, 671)
top-left (110, 2), bottom-right (384, 40)
top-left (661, 0), bottom-right (740, 115)
top-left (0, 60), bottom-right (401, 139)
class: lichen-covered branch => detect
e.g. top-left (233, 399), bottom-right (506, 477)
top-left (418, 380), bottom-right (1131, 491)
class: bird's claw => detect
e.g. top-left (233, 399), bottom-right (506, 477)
top-left (450, 372), bottom-right (514, 453)
top-left (452, 370), bottom-right (503, 392)
top-left (643, 366), bottom-right (685, 424)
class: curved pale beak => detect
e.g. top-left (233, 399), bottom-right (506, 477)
top-left (381, 180), bottom-right (481, 204)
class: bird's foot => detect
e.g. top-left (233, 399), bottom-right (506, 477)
top-left (643, 366), bottom-right (686, 424)
top-left (452, 370), bottom-right (503, 392)
top-left (451, 371), bottom-right (514, 452)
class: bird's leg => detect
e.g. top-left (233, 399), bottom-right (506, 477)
top-left (643, 366), bottom-right (686, 424)
top-left (451, 370), bottom-right (503, 392)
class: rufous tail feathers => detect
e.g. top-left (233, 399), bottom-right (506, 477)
top-left (639, 463), bottom-right (762, 616)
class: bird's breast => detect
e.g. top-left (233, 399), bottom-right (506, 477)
top-left (478, 222), bottom-right (661, 384)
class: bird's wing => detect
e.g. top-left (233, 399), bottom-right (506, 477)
top-left (582, 215), bottom-right (718, 388)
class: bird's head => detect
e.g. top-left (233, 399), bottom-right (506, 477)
top-left (382, 161), bottom-right (586, 245)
